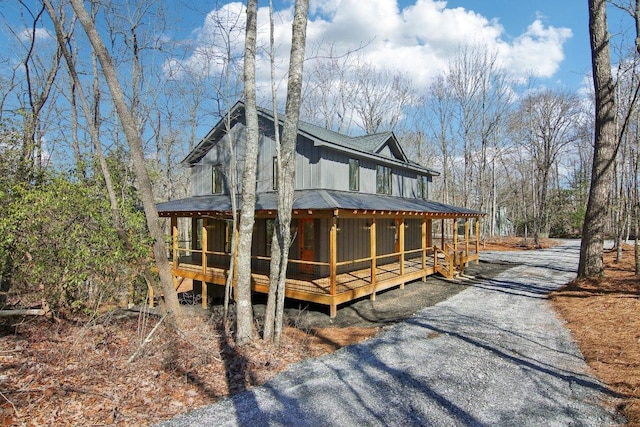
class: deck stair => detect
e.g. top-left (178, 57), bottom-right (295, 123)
top-left (434, 244), bottom-right (465, 279)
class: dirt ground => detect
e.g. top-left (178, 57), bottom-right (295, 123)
top-left (550, 243), bottom-right (640, 426)
top-left (0, 237), bottom-right (637, 426)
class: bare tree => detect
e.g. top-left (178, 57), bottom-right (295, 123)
top-left (423, 76), bottom-right (455, 204)
top-left (263, 0), bottom-right (309, 344)
top-left (351, 63), bottom-right (414, 134)
top-left (68, 0), bottom-right (183, 326)
top-left (510, 89), bottom-right (582, 246)
top-left (579, 0), bottom-right (619, 278)
top-left (12, 2), bottom-right (62, 182)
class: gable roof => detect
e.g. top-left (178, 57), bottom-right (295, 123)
top-left (181, 101), bottom-right (438, 176)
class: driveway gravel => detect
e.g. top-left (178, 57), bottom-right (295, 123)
top-left (159, 240), bottom-right (624, 426)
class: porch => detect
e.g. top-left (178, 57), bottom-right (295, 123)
top-left (164, 212), bottom-right (481, 317)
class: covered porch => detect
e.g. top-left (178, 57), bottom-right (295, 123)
top-left (160, 205), bottom-right (481, 317)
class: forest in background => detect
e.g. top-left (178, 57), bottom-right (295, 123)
top-left (0, 0), bottom-right (638, 323)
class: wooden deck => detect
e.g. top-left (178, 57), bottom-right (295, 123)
top-left (171, 252), bottom-right (468, 317)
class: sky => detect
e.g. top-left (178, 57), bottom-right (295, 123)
top-left (163, 0), bottom-right (605, 96)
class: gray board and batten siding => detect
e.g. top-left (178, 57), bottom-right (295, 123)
top-left (185, 101), bottom-right (436, 199)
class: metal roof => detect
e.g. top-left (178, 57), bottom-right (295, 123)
top-left (156, 189), bottom-right (483, 217)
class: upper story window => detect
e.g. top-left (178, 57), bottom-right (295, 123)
top-left (418, 175), bottom-right (429, 199)
top-left (349, 158), bottom-right (359, 191)
top-left (376, 165), bottom-right (392, 195)
top-left (212, 166), bottom-right (223, 194)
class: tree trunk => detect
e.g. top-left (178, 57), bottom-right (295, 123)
top-left (68, 0), bottom-right (182, 326)
top-left (578, 0), bottom-right (618, 278)
top-left (263, 0), bottom-right (281, 341)
top-left (265, 0), bottom-right (309, 344)
top-left (235, 0), bottom-right (259, 345)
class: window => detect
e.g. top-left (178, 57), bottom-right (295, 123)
top-left (349, 158), bottom-right (359, 191)
top-left (418, 175), bottom-right (429, 199)
top-left (376, 165), bottom-right (392, 195)
top-left (212, 167), bottom-right (223, 194)
top-left (266, 219), bottom-right (274, 254)
top-left (272, 156), bottom-right (278, 190)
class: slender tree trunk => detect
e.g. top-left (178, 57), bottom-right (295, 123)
top-left (579, 0), bottom-right (619, 278)
top-left (235, 0), bottom-right (259, 345)
top-left (68, 0), bottom-right (182, 326)
top-left (264, 0), bottom-right (281, 341)
top-left (265, 0), bottom-right (309, 344)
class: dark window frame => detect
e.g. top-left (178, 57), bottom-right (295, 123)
top-left (376, 165), bottom-right (392, 195)
top-left (272, 156), bottom-right (278, 190)
top-left (349, 158), bottom-right (360, 191)
top-left (418, 175), bottom-right (429, 199)
top-left (212, 166), bottom-right (223, 194)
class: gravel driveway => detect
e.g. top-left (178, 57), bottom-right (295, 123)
top-left (159, 240), bottom-right (624, 426)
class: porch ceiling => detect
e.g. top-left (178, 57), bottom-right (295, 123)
top-left (157, 189), bottom-right (483, 218)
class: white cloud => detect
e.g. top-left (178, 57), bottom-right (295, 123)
top-left (168, 0), bottom-right (572, 94)
top-left (505, 20), bottom-right (573, 78)
top-left (18, 27), bottom-right (52, 43)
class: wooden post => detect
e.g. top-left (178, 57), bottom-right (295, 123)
top-left (453, 218), bottom-right (458, 251)
top-left (440, 218), bottom-right (445, 249)
top-left (330, 216), bottom-right (337, 297)
top-left (421, 217), bottom-right (427, 282)
top-left (464, 218), bottom-right (470, 267)
top-left (370, 218), bottom-right (377, 301)
top-left (399, 217), bottom-right (405, 289)
top-left (475, 217), bottom-right (481, 264)
top-left (171, 216), bottom-right (178, 269)
top-left (201, 217), bottom-right (208, 308)
top-left (202, 217), bottom-right (208, 274)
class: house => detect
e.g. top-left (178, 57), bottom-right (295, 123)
top-left (156, 101), bottom-right (483, 317)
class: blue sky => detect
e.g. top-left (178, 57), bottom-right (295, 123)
top-left (159, 0), bottom-right (614, 96)
top-left (443, 0), bottom-right (591, 89)
top-left (2, 0), bottom-right (635, 111)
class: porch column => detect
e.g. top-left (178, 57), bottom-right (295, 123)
top-left (453, 218), bottom-right (458, 251)
top-left (201, 217), bottom-right (208, 308)
top-left (399, 217), bottom-right (405, 289)
top-left (475, 217), bottom-right (481, 264)
top-left (370, 218), bottom-right (377, 301)
top-left (329, 216), bottom-right (337, 303)
top-left (464, 218), bottom-right (470, 267)
top-left (440, 218), bottom-right (445, 249)
top-left (171, 216), bottom-right (178, 269)
top-left (421, 217), bottom-right (427, 282)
